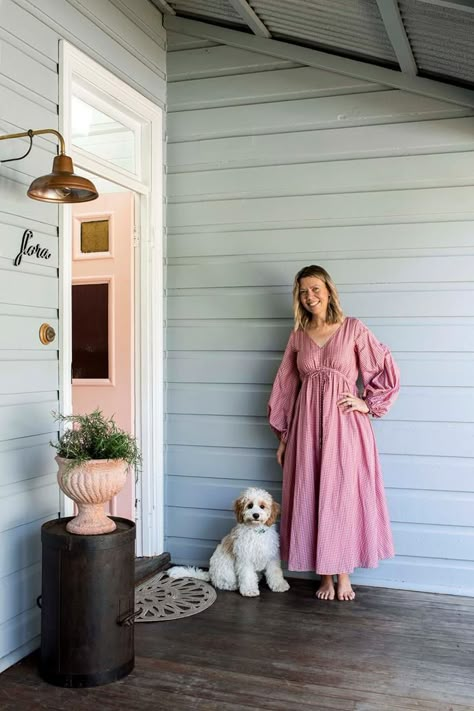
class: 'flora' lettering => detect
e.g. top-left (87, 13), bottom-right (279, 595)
top-left (14, 230), bottom-right (52, 267)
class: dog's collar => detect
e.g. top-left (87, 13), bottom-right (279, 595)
top-left (254, 526), bottom-right (267, 534)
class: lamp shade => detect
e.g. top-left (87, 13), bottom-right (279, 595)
top-left (27, 154), bottom-right (98, 203)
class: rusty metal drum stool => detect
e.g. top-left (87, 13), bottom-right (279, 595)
top-left (39, 517), bottom-right (136, 687)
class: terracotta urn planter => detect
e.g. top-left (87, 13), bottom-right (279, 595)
top-left (56, 456), bottom-right (129, 535)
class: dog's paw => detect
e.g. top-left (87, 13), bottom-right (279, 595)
top-left (271, 580), bottom-right (290, 593)
top-left (240, 588), bottom-right (260, 597)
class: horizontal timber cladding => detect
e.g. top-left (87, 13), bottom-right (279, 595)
top-left (167, 117), bottom-right (474, 172)
top-left (166, 30), bottom-right (474, 596)
top-left (0, 0), bottom-right (165, 673)
top-left (167, 92), bottom-right (471, 141)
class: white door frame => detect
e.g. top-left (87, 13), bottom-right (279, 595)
top-left (58, 41), bottom-right (164, 557)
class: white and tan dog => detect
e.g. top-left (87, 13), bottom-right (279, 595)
top-left (169, 487), bottom-right (290, 597)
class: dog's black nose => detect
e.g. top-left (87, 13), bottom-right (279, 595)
top-left (252, 513), bottom-right (260, 520)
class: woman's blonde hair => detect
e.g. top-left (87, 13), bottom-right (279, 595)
top-left (292, 265), bottom-right (344, 331)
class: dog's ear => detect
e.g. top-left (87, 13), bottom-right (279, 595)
top-left (233, 496), bottom-right (246, 523)
top-left (266, 500), bottom-right (280, 527)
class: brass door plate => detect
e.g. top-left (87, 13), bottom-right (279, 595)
top-left (39, 323), bottom-right (56, 345)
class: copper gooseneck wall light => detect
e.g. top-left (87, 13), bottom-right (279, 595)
top-left (0, 128), bottom-right (98, 203)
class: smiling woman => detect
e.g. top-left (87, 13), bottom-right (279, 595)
top-left (268, 264), bottom-right (400, 602)
top-left (293, 265), bottom-right (345, 333)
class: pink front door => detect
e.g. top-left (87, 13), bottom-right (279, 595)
top-left (71, 191), bottom-right (135, 520)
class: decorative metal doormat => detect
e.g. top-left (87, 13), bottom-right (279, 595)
top-left (135, 572), bottom-right (216, 622)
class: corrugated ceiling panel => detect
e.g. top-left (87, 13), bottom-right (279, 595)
top-left (399, 0), bottom-right (474, 86)
top-left (168, 0), bottom-right (246, 25)
top-left (249, 0), bottom-right (397, 62)
top-left (167, 0), bottom-right (473, 89)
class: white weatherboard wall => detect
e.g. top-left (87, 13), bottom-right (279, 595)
top-left (0, 0), bottom-right (165, 672)
top-left (166, 29), bottom-right (474, 596)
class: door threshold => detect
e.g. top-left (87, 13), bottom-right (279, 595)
top-left (135, 553), bottom-right (171, 586)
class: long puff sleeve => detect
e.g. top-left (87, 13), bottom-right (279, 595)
top-left (268, 331), bottom-right (300, 442)
top-left (355, 320), bottom-right (400, 418)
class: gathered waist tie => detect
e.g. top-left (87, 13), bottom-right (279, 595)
top-left (301, 368), bottom-right (354, 449)
top-left (302, 367), bottom-right (353, 390)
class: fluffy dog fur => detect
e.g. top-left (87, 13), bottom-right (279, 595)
top-left (168, 487), bottom-right (290, 597)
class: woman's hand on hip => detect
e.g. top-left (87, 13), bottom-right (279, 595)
top-left (276, 440), bottom-right (286, 467)
top-left (337, 392), bottom-right (369, 414)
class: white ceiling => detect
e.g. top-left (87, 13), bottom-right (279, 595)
top-left (152, 0), bottom-right (474, 89)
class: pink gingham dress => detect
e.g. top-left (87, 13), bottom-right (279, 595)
top-left (268, 317), bottom-right (400, 574)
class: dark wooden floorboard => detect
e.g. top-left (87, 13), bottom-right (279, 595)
top-left (1, 579), bottom-right (473, 711)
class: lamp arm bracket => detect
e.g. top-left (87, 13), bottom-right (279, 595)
top-left (0, 128), bottom-right (66, 163)
top-left (1, 129), bottom-right (34, 164)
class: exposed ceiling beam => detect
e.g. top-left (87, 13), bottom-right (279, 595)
top-left (227, 0), bottom-right (271, 38)
top-left (376, 0), bottom-right (417, 75)
top-left (415, 0), bottom-right (474, 12)
top-left (164, 15), bottom-right (474, 109)
top-left (151, 0), bottom-right (176, 15)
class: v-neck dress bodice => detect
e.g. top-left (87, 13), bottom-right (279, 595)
top-left (268, 316), bottom-right (400, 574)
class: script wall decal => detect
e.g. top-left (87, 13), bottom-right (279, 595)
top-left (13, 229), bottom-right (52, 267)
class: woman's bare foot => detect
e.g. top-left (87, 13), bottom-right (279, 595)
top-left (316, 575), bottom-right (335, 600)
top-left (337, 573), bottom-right (355, 601)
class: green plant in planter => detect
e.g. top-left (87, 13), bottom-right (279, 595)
top-left (51, 409), bottom-right (141, 474)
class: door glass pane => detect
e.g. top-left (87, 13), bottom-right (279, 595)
top-left (81, 220), bottom-right (109, 253)
top-left (72, 283), bottom-right (109, 379)
top-left (71, 96), bottom-right (136, 174)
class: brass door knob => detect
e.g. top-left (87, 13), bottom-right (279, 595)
top-left (39, 323), bottom-right (56, 345)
